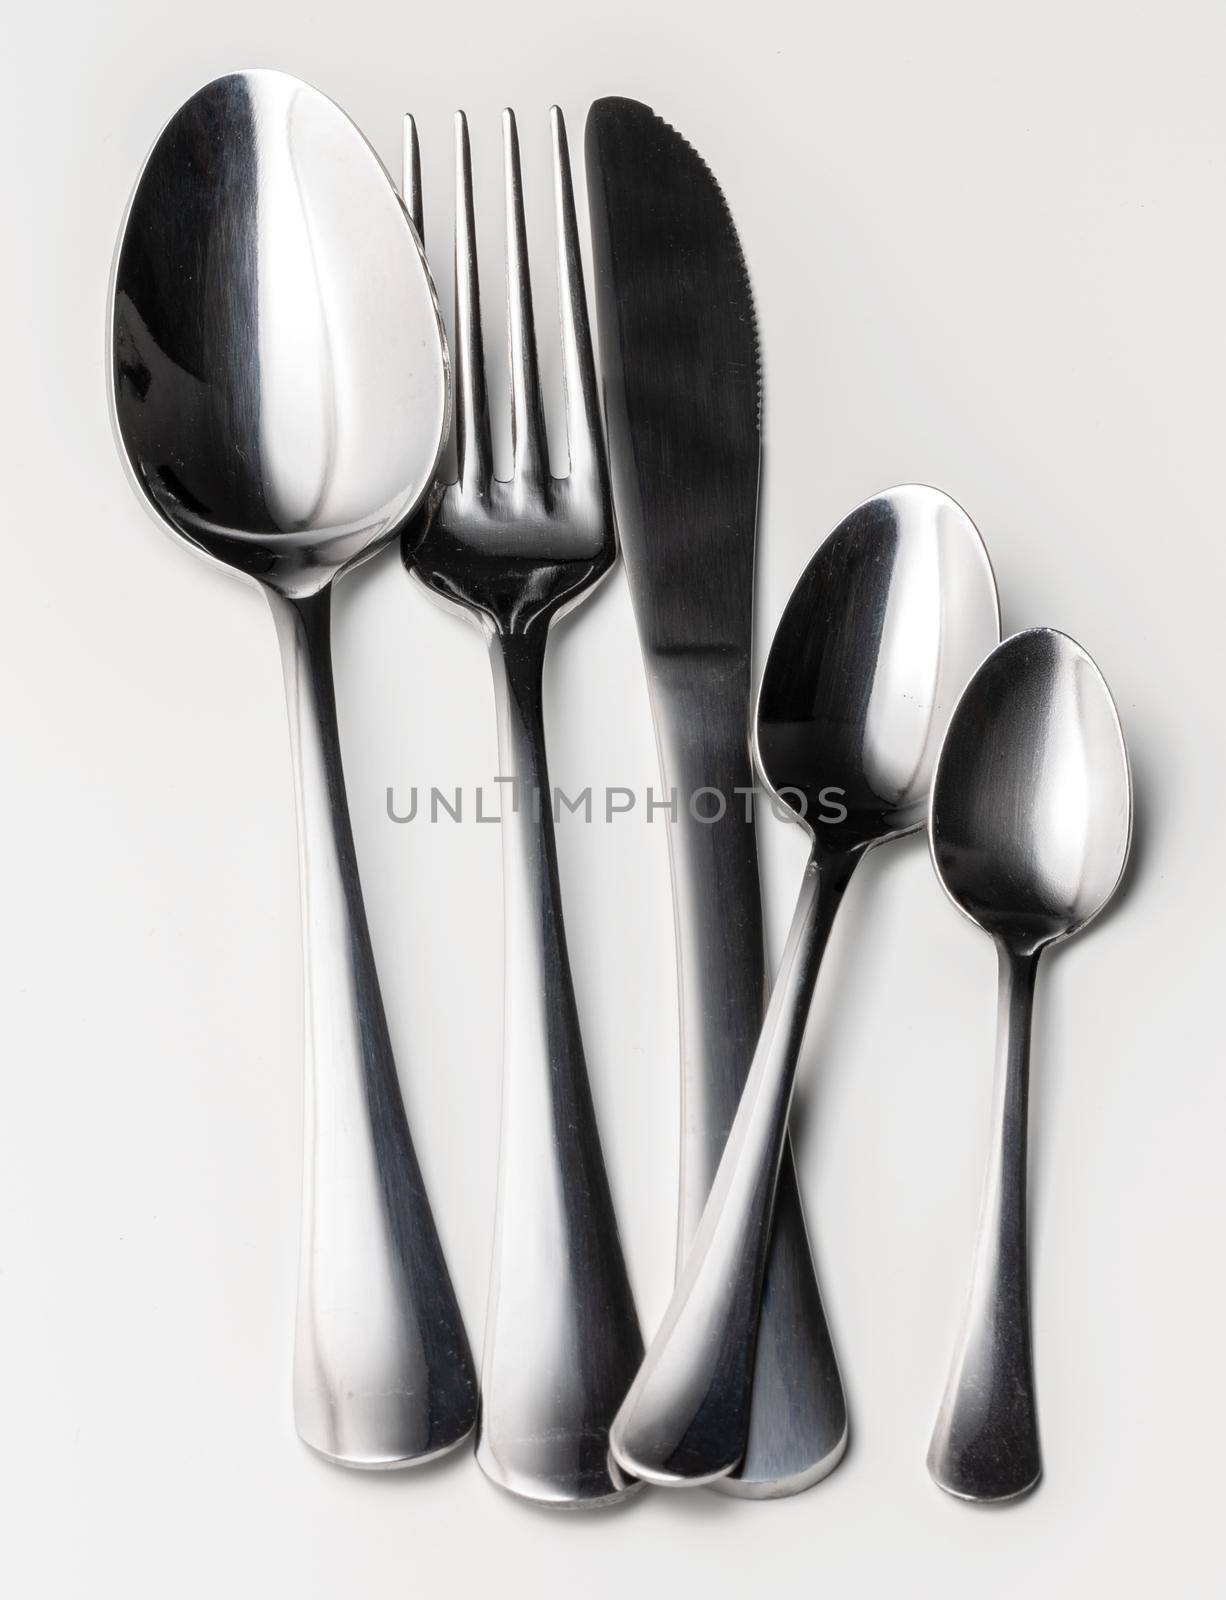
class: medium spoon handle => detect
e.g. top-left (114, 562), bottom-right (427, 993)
top-left (652, 683), bottom-right (848, 1495)
top-left (476, 626), bottom-right (643, 1506)
top-left (610, 848), bottom-right (855, 1485)
top-left (928, 942), bottom-right (1042, 1501)
top-left (269, 587), bottom-right (476, 1468)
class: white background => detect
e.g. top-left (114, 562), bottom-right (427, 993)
top-left (3, 1), bottom-right (1223, 1594)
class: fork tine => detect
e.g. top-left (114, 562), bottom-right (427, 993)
top-left (454, 111), bottom-right (493, 491)
top-left (402, 114), bottom-right (424, 243)
top-left (502, 108), bottom-right (549, 487)
top-left (549, 106), bottom-right (603, 488)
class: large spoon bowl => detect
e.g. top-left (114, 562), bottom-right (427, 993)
top-left (609, 485), bottom-right (1000, 1487)
top-left (108, 71), bottom-right (475, 1468)
top-left (927, 628), bottom-right (1131, 1502)
top-left (111, 68), bottom-right (448, 593)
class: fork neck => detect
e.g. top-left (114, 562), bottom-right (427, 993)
top-left (486, 623), bottom-right (550, 773)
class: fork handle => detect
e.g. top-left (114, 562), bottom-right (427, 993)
top-left (268, 586), bottom-right (477, 1468)
top-left (478, 624), bottom-right (643, 1507)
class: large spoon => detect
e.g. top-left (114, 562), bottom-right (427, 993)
top-left (609, 485), bottom-right (1001, 1486)
top-left (109, 70), bottom-right (477, 1467)
top-left (926, 627), bottom-right (1131, 1502)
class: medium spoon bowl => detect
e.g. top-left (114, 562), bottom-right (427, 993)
top-left (756, 484), bottom-right (1001, 851)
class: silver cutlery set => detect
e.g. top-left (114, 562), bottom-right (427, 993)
top-left (108, 70), bottom-right (1133, 1509)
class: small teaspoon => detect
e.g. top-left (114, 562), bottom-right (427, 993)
top-left (926, 627), bottom-right (1132, 1502)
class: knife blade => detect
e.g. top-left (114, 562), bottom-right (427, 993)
top-left (585, 96), bottom-right (847, 1495)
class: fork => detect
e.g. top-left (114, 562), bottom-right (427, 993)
top-left (399, 107), bottom-right (643, 1508)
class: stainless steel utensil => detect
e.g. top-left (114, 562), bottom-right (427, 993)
top-left (585, 94), bottom-right (844, 1497)
top-left (610, 487), bottom-right (1001, 1486)
top-left (400, 108), bottom-right (642, 1508)
top-left (109, 69), bottom-right (477, 1468)
top-left (926, 628), bottom-right (1131, 1503)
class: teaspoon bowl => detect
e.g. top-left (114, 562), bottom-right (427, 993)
top-left (931, 627), bottom-right (1132, 953)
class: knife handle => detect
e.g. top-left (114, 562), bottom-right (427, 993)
top-left (651, 665), bottom-right (848, 1495)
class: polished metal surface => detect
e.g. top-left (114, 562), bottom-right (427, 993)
top-left (110, 70), bottom-right (477, 1467)
top-left (610, 487), bottom-right (1001, 1486)
top-left (926, 627), bottom-right (1131, 1503)
top-left (585, 95), bottom-right (844, 1496)
top-left (401, 108), bottom-right (642, 1507)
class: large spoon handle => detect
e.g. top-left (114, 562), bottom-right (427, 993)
top-left (476, 626), bottom-right (643, 1507)
top-left (928, 942), bottom-right (1041, 1501)
top-left (269, 587), bottom-right (476, 1468)
top-left (610, 848), bottom-right (855, 1485)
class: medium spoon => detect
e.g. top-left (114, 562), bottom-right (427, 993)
top-left (926, 627), bottom-right (1131, 1502)
top-left (609, 485), bottom-right (1001, 1486)
top-left (109, 70), bottom-right (477, 1467)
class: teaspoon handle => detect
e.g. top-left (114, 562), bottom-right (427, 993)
top-left (928, 942), bottom-right (1041, 1501)
top-left (477, 626), bottom-right (643, 1506)
top-left (610, 847), bottom-right (855, 1485)
top-left (268, 587), bottom-right (477, 1468)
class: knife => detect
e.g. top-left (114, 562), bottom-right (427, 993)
top-left (585, 96), bottom-right (847, 1495)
